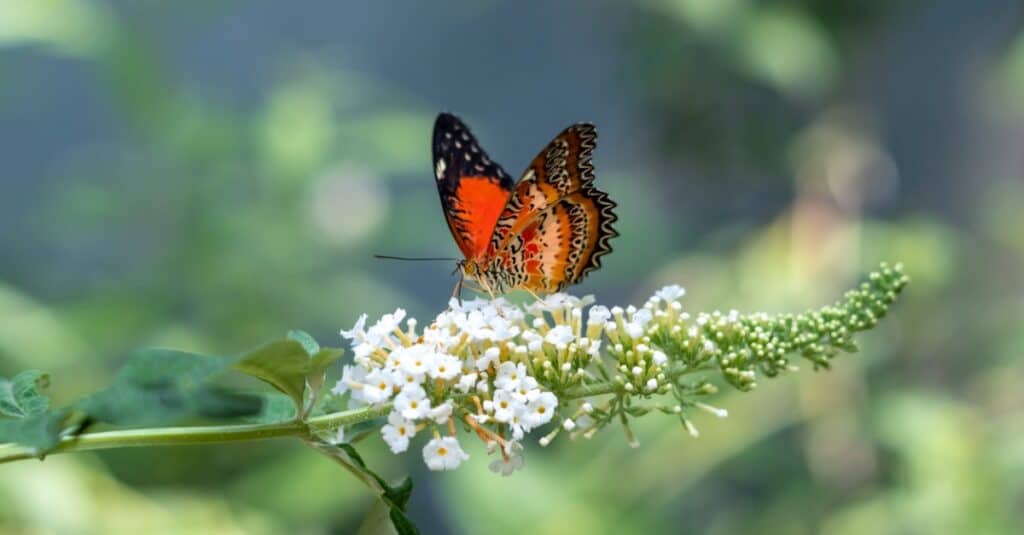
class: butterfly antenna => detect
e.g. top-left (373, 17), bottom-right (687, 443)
top-left (373, 254), bottom-right (457, 262)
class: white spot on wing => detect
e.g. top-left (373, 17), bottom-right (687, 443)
top-left (435, 158), bottom-right (447, 180)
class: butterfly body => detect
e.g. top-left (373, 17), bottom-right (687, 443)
top-left (433, 113), bottom-right (617, 295)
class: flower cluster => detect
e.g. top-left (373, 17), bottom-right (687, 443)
top-left (329, 262), bottom-right (908, 474)
top-left (332, 296), bottom-right (596, 473)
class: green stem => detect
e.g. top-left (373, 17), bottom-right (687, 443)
top-left (0, 403), bottom-right (393, 465)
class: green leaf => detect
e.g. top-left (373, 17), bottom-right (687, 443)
top-left (234, 340), bottom-right (310, 413)
top-left (306, 347), bottom-right (343, 403)
top-left (0, 409), bottom-right (67, 450)
top-left (334, 444), bottom-right (419, 535)
top-left (0, 370), bottom-right (50, 418)
top-left (246, 393), bottom-right (298, 424)
top-left (287, 329), bottom-right (320, 355)
top-left (78, 348), bottom-right (261, 426)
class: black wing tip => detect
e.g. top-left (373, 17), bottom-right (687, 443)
top-left (435, 111), bottom-right (461, 126)
top-left (433, 112), bottom-right (465, 139)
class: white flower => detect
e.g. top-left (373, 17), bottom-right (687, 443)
top-left (384, 350), bottom-right (402, 371)
top-left (361, 368), bottom-right (395, 404)
top-left (624, 321), bottom-right (645, 340)
top-left (475, 347), bottom-right (500, 371)
top-left (507, 412), bottom-right (526, 440)
top-left (428, 401), bottom-right (454, 424)
top-left (331, 365), bottom-right (366, 397)
top-left (588, 305), bottom-right (611, 326)
top-left (381, 412), bottom-right (415, 453)
top-left (351, 342), bottom-right (378, 361)
top-left (371, 308), bottom-right (406, 337)
top-left (487, 389), bottom-right (522, 423)
top-left (495, 361), bottom-right (527, 390)
top-left (422, 322), bottom-right (458, 349)
top-left (524, 391), bottom-right (558, 427)
top-left (652, 350), bottom-right (668, 366)
top-left (632, 308), bottom-right (653, 327)
top-left (394, 385), bottom-right (431, 420)
top-left (398, 345), bottom-right (434, 376)
top-left (488, 453), bottom-right (524, 476)
top-left (429, 353), bottom-right (462, 380)
top-left (696, 402), bottom-right (729, 419)
top-left (455, 371), bottom-right (478, 393)
top-left (545, 325), bottom-right (575, 345)
top-left (457, 310), bottom-right (490, 340)
top-left (423, 436), bottom-right (469, 471)
top-left (510, 376), bottom-right (540, 403)
top-left (394, 369), bottom-right (425, 392)
top-left (340, 314), bottom-right (369, 342)
top-left (488, 315), bottom-right (521, 341)
top-left (562, 418), bottom-right (576, 431)
top-left (655, 284), bottom-right (686, 302)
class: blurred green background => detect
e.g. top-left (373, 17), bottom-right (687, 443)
top-left (1, 0), bottom-right (1023, 533)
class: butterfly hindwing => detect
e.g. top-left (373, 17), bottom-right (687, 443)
top-left (485, 123), bottom-right (617, 291)
top-left (491, 187), bottom-right (617, 292)
top-left (433, 113), bottom-right (514, 260)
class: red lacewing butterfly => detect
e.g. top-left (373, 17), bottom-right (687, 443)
top-left (431, 112), bottom-right (618, 297)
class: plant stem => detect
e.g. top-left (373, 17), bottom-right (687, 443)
top-left (0, 403), bottom-right (393, 465)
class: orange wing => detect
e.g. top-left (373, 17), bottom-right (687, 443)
top-left (484, 124), bottom-right (618, 292)
top-left (433, 113), bottom-right (514, 260)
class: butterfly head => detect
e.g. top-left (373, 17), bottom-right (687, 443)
top-left (453, 258), bottom-right (496, 297)
top-left (457, 259), bottom-right (479, 278)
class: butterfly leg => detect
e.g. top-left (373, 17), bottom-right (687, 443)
top-left (461, 279), bottom-right (488, 296)
top-left (478, 277), bottom-right (497, 301)
top-left (523, 287), bottom-right (546, 306)
top-left (451, 275), bottom-right (464, 305)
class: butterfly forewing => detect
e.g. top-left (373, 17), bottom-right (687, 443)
top-left (432, 113), bottom-right (514, 260)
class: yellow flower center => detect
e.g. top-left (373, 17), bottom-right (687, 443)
top-left (438, 447), bottom-right (448, 457)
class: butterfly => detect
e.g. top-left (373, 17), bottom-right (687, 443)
top-left (432, 112), bottom-right (618, 298)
